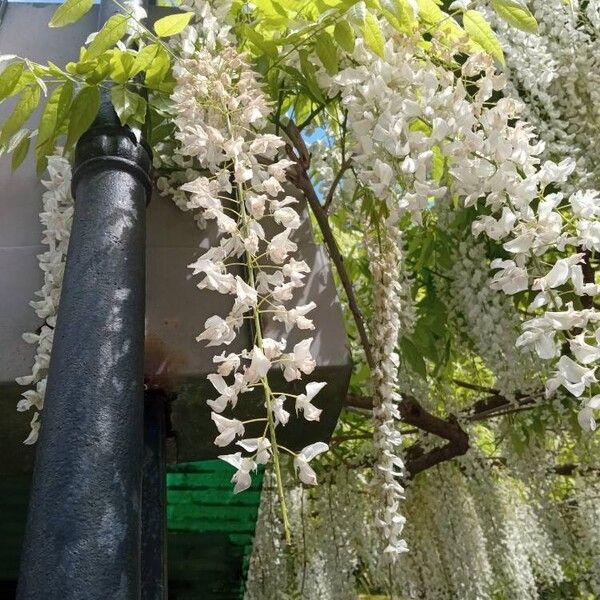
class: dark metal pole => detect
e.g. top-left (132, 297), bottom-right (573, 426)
top-left (142, 391), bottom-right (168, 600)
top-left (16, 102), bottom-right (152, 599)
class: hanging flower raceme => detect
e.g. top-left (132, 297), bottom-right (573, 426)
top-left (329, 15), bottom-right (600, 431)
top-left (367, 224), bottom-right (408, 559)
top-left (170, 33), bottom-right (328, 501)
top-left (16, 154), bottom-right (74, 445)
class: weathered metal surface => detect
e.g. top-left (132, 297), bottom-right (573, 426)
top-left (16, 101), bottom-right (151, 599)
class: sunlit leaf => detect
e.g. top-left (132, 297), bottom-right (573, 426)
top-left (334, 21), bottom-right (355, 53)
top-left (109, 51), bottom-right (136, 84)
top-left (12, 133), bottom-right (30, 170)
top-left (0, 85), bottom-right (41, 145)
top-left (363, 11), bottom-right (385, 58)
top-left (49, 0), bottom-right (93, 28)
top-left (110, 86), bottom-right (147, 126)
top-left (0, 62), bottom-right (24, 102)
top-left (491, 0), bottom-right (537, 33)
top-left (153, 12), bottom-right (194, 37)
top-left (65, 85), bottom-right (100, 149)
top-left (84, 14), bottom-right (128, 61)
top-left (315, 33), bottom-right (338, 74)
top-left (131, 44), bottom-right (160, 76)
top-left (463, 9), bottom-right (505, 64)
top-left (144, 44), bottom-right (171, 89)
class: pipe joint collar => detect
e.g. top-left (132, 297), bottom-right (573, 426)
top-left (72, 102), bottom-right (153, 203)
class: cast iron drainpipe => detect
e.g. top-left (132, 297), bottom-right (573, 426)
top-left (16, 1), bottom-right (152, 595)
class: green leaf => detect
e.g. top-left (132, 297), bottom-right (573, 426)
top-left (0, 85), bottom-right (41, 145)
top-left (463, 9), bottom-right (505, 64)
top-left (55, 80), bottom-right (73, 131)
top-left (0, 62), bottom-right (24, 102)
top-left (417, 0), bottom-right (443, 24)
top-left (315, 33), bottom-right (338, 74)
top-left (35, 91), bottom-right (59, 170)
top-left (131, 44), bottom-right (160, 76)
top-left (49, 0), bottom-right (93, 27)
top-left (37, 84), bottom-right (63, 147)
top-left (109, 51), bottom-right (136, 84)
top-left (363, 11), bottom-right (385, 58)
top-left (299, 51), bottom-right (325, 103)
top-left (144, 45), bottom-right (171, 89)
top-left (84, 14), bottom-right (128, 61)
top-left (239, 24), bottom-right (278, 57)
top-left (153, 12), bottom-right (193, 37)
top-left (35, 81), bottom-right (73, 172)
top-left (491, 0), bottom-right (537, 33)
top-left (381, 0), bottom-right (417, 33)
top-left (415, 235), bottom-right (434, 271)
top-left (432, 144), bottom-right (444, 183)
top-left (66, 85), bottom-right (100, 150)
top-left (6, 127), bottom-right (30, 154)
top-left (12, 134), bottom-right (30, 171)
top-left (334, 21), bottom-right (355, 53)
top-left (400, 336), bottom-right (427, 379)
top-left (110, 86), bottom-right (147, 126)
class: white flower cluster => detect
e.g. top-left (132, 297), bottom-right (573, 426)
top-left (367, 225), bottom-right (408, 558)
top-left (474, 0), bottom-right (600, 431)
top-left (332, 35), bottom-right (508, 226)
top-left (247, 458), bottom-right (589, 599)
top-left (448, 239), bottom-right (541, 398)
top-left (170, 39), bottom-right (328, 492)
top-left (485, 0), bottom-right (600, 191)
top-left (330, 17), bottom-right (600, 431)
top-left (16, 155), bottom-right (73, 444)
top-left (246, 468), bottom-right (361, 600)
top-left (475, 182), bottom-right (600, 430)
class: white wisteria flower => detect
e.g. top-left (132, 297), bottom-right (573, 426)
top-left (293, 442), bottom-right (329, 485)
top-left (211, 413), bottom-right (245, 447)
top-left (282, 338), bottom-right (316, 382)
top-left (168, 11), bottom-right (328, 501)
top-left (218, 452), bottom-right (257, 493)
top-left (16, 154), bottom-right (73, 445)
top-left (237, 437), bottom-right (272, 464)
top-left (578, 396), bottom-right (600, 432)
top-left (295, 381), bottom-right (326, 422)
top-left (546, 356), bottom-right (597, 398)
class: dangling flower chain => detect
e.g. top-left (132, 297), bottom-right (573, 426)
top-left (16, 154), bottom-right (74, 445)
top-left (367, 224), bottom-right (408, 558)
top-left (331, 20), bottom-right (600, 430)
top-left (171, 41), bottom-right (328, 535)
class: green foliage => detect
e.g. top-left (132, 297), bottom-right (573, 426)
top-left (315, 33), bottom-right (338, 75)
top-left (36, 81), bottom-right (73, 172)
top-left (334, 21), bottom-right (355, 53)
top-left (11, 131), bottom-right (30, 171)
top-left (0, 85), bottom-right (41, 146)
top-left (463, 9), bottom-right (505, 64)
top-left (66, 85), bottom-right (100, 150)
top-left (153, 12), bottom-right (194, 37)
top-left (84, 14), bottom-right (129, 61)
top-left (363, 12), bottom-right (385, 58)
top-left (0, 62), bottom-right (24, 101)
top-left (491, 0), bottom-right (538, 33)
top-left (381, 0), bottom-right (417, 34)
top-left (110, 86), bottom-right (147, 126)
top-left (49, 0), bottom-right (93, 28)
